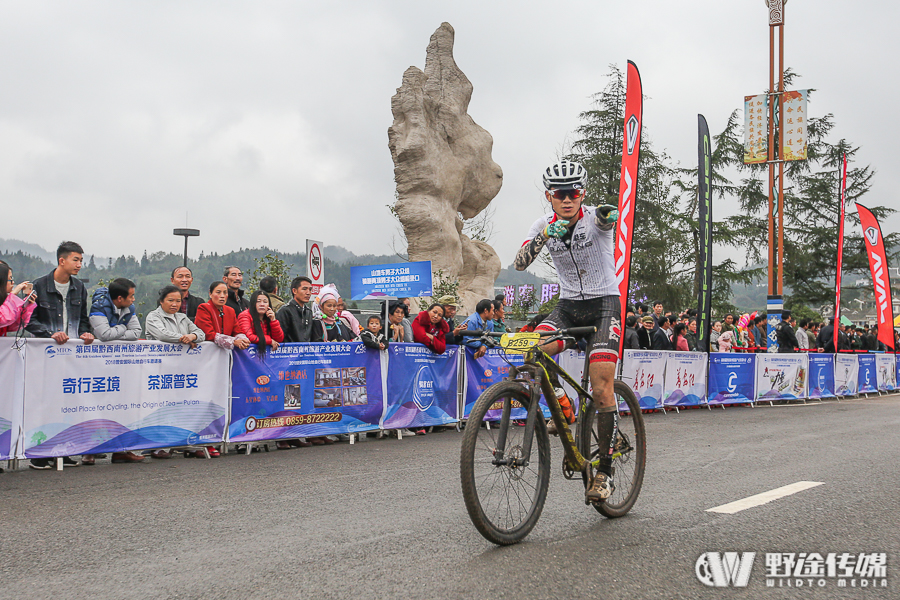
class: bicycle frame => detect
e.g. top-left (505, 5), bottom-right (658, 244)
top-left (491, 346), bottom-right (593, 478)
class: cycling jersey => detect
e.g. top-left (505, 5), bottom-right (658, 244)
top-left (521, 206), bottom-right (617, 300)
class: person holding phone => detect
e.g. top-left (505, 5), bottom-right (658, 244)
top-left (0, 261), bottom-right (37, 336)
top-left (237, 290), bottom-right (284, 353)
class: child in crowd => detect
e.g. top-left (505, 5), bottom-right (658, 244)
top-left (360, 315), bottom-right (389, 350)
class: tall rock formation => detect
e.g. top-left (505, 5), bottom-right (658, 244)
top-left (388, 22), bottom-right (503, 312)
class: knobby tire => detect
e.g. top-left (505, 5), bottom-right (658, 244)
top-left (577, 379), bottom-right (646, 518)
top-left (460, 381), bottom-right (551, 545)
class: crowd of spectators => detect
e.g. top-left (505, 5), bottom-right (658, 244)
top-left (3, 243), bottom-right (898, 468)
top-left (620, 301), bottom-right (899, 354)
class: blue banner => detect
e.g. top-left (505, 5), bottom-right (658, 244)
top-left (463, 348), bottom-right (551, 421)
top-left (350, 261), bottom-right (433, 300)
top-left (230, 342), bottom-right (384, 440)
top-left (857, 354), bottom-right (877, 394)
top-left (708, 354), bottom-right (756, 405)
top-left (382, 344), bottom-right (458, 429)
top-left (808, 354), bottom-right (835, 398)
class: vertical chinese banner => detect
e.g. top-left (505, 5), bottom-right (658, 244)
top-left (743, 94), bottom-right (767, 164)
top-left (781, 89), bottom-right (808, 161)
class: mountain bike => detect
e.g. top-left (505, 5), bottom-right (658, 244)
top-left (459, 327), bottom-right (646, 545)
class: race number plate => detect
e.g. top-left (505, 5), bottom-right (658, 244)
top-left (499, 332), bottom-right (541, 354)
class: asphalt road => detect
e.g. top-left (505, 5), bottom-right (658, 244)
top-left (2, 394), bottom-right (899, 600)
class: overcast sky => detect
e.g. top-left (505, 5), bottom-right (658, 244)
top-left (1, 1), bottom-right (896, 274)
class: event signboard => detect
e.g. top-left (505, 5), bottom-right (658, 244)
top-left (350, 261), bottom-right (432, 300)
top-left (857, 354), bottom-right (877, 394)
top-left (756, 353), bottom-right (808, 402)
top-left (708, 354), bottom-right (756, 405)
top-left (0, 344), bottom-right (24, 460)
top-left (662, 352), bottom-right (706, 407)
top-left (383, 344), bottom-right (458, 429)
top-left (876, 354), bottom-right (896, 392)
top-left (834, 354), bottom-right (858, 396)
top-left (808, 353), bottom-right (836, 399)
top-left (230, 342), bottom-right (384, 441)
top-left (622, 350), bottom-right (665, 409)
top-left (23, 340), bottom-right (230, 458)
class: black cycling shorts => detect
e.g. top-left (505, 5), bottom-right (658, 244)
top-left (535, 296), bottom-right (621, 363)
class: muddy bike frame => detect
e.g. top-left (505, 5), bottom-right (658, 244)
top-left (464, 326), bottom-right (598, 480)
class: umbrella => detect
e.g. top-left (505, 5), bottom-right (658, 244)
top-left (840, 315), bottom-right (853, 327)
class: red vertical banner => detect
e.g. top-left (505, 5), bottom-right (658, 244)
top-left (856, 203), bottom-right (895, 350)
top-left (834, 154), bottom-right (847, 352)
top-left (615, 61), bottom-right (642, 354)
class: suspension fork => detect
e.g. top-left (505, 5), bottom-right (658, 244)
top-left (492, 364), bottom-right (544, 468)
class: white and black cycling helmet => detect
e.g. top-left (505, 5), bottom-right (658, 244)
top-left (543, 160), bottom-right (587, 190)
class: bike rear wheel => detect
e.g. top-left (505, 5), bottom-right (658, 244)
top-left (577, 379), bottom-right (646, 518)
top-left (460, 381), bottom-right (551, 545)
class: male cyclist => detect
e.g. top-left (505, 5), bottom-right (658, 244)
top-left (514, 160), bottom-right (620, 504)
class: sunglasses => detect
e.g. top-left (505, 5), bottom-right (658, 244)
top-left (549, 188), bottom-right (585, 201)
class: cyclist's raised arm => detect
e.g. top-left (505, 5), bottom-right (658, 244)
top-left (514, 219), bottom-right (548, 271)
top-left (593, 204), bottom-right (618, 232)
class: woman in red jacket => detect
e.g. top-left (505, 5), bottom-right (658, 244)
top-left (196, 282), bottom-right (251, 350)
top-left (412, 303), bottom-right (450, 354)
top-left (237, 290), bottom-right (285, 354)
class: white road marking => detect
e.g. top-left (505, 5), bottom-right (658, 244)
top-left (706, 481), bottom-right (824, 514)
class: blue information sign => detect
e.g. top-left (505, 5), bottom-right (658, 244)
top-left (350, 261), bottom-right (432, 300)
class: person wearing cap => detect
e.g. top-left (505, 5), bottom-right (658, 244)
top-left (775, 310), bottom-right (800, 353)
top-left (637, 315), bottom-right (654, 349)
top-left (439, 295), bottom-right (465, 345)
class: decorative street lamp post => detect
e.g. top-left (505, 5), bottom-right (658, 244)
top-left (173, 228), bottom-right (200, 267)
top-left (766, 0), bottom-right (786, 351)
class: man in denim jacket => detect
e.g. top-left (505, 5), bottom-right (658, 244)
top-left (26, 241), bottom-right (94, 469)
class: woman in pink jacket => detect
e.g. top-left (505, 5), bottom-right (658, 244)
top-left (0, 261), bottom-right (37, 337)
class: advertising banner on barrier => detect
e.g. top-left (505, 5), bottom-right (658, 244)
top-left (876, 354), bottom-right (896, 392)
top-left (383, 344), bottom-right (458, 429)
top-left (230, 342), bottom-right (383, 441)
top-left (463, 348), bottom-right (551, 420)
top-left (834, 354), bottom-right (858, 396)
top-left (0, 344), bottom-right (24, 460)
top-left (756, 353), bottom-right (808, 402)
top-left (663, 352), bottom-right (706, 407)
top-left (857, 354), bottom-right (877, 394)
top-left (708, 354), bottom-right (755, 405)
top-left (808, 354), bottom-right (836, 399)
top-left (23, 340), bottom-right (230, 458)
top-left (622, 350), bottom-right (665, 409)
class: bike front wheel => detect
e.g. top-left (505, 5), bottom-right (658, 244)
top-left (577, 379), bottom-right (646, 518)
top-left (460, 381), bottom-right (551, 545)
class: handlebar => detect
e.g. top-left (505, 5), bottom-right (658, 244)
top-left (458, 326), bottom-right (597, 338)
